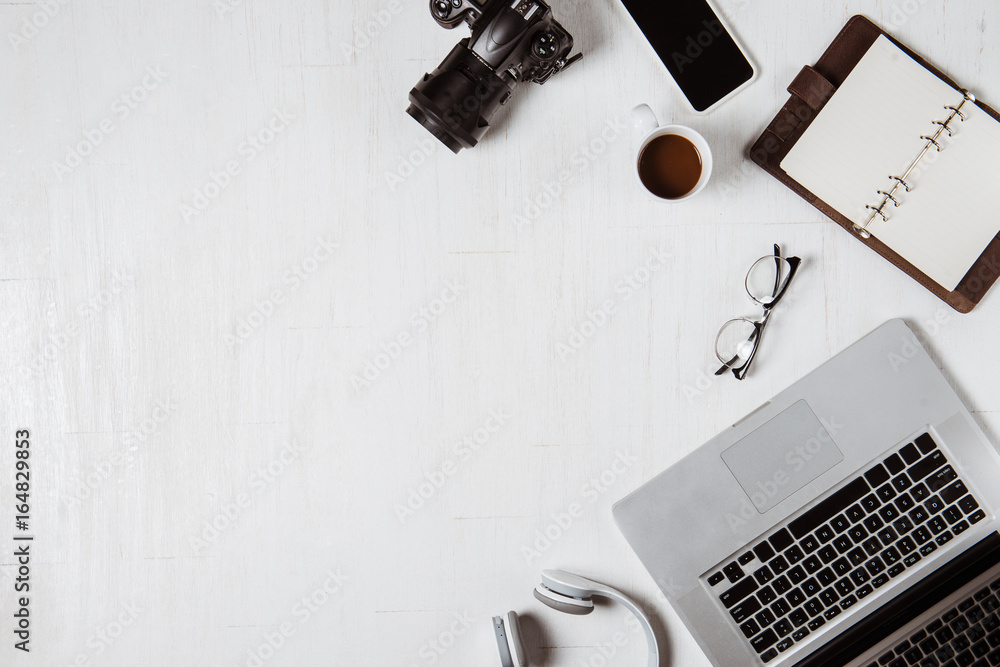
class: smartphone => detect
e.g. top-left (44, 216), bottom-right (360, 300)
top-left (618, 0), bottom-right (757, 113)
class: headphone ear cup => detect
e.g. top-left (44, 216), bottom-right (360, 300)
top-left (492, 615), bottom-right (515, 667)
top-left (533, 585), bottom-right (595, 615)
top-left (505, 611), bottom-right (529, 667)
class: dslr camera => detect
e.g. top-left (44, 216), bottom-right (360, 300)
top-left (406, 0), bottom-right (581, 153)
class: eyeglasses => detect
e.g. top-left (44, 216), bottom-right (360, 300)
top-left (715, 244), bottom-right (801, 381)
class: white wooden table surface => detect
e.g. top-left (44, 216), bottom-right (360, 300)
top-left (2, 0), bottom-right (999, 665)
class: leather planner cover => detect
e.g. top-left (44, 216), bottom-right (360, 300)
top-left (750, 14), bottom-right (1000, 313)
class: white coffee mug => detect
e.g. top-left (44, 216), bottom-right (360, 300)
top-left (631, 104), bottom-right (713, 202)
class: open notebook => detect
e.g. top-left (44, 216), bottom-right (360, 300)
top-left (781, 35), bottom-right (1000, 292)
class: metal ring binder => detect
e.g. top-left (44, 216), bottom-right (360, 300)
top-left (853, 90), bottom-right (976, 238)
top-left (877, 189), bottom-right (900, 206)
top-left (890, 176), bottom-right (911, 192)
top-left (932, 120), bottom-right (954, 136)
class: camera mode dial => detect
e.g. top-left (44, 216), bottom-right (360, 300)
top-left (532, 31), bottom-right (558, 59)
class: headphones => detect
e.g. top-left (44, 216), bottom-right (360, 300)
top-left (493, 570), bottom-right (660, 667)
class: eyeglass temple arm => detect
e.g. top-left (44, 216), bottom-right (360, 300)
top-left (732, 312), bottom-right (772, 380)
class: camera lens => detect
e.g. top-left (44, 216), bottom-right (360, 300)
top-left (406, 42), bottom-right (513, 153)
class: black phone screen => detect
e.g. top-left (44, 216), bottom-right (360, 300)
top-left (618, 0), bottom-right (754, 111)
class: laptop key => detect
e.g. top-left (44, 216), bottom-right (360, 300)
top-left (910, 506), bottom-right (930, 524)
top-left (772, 575), bottom-right (791, 594)
top-left (831, 514), bottom-right (851, 533)
top-left (786, 545), bottom-right (805, 564)
top-left (790, 609), bottom-right (809, 627)
top-left (771, 555), bottom-right (790, 574)
top-left (881, 546), bottom-right (902, 566)
top-left (884, 453), bottom-right (905, 475)
top-left (865, 464), bottom-right (891, 487)
top-left (872, 573), bottom-right (890, 588)
top-left (730, 597), bottom-right (762, 623)
top-left (879, 504), bottom-right (901, 522)
top-left (936, 531), bottom-right (954, 546)
top-left (878, 527), bottom-right (899, 544)
top-left (719, 577), bottom-right (759, 608)
top-left (754, 541), bottom-right (776, 562)
top-left (802, 578), bottom-right (821, 597)
top-left (929, 516), bottom-right (948, 535)
top-left (807, 616), bottom-right (826, 631)
top-left (739, 551), bottom-right (755, 565)
top-left (758, 585), bottom-right (777, 605)
top-left (819, 587), bottom-right (839, 607)
top-left (866, 557), bottom-right (886, 576)
top-left (856, 583), bottom-right (873, 599)
top-left (910, 450), bottom-right (946, 482)
top-left (840, 594), bottom-right (858, 610)
top-left (834, 535), bottom-right (853, 554)
top-left (833, 557), bottom-right (852, 576)
top-left (819, 545), bottom-right (838, 563)
top-left (724, 562), bottom-right (745, 583)
top-left (903, 552), bottom-right (921, 567)
top-left (754, 566), bottom-right (774, 584)
top-left (823, 605), bottom-right (841, 620)
top-left (760, 647), bottom-right (778, 663)
top-left (863, 537), bottom-right (883, 556)
top-left (953, 520), bottom-right (971, 535)
top-left (816, 525), bottom-right (837, 544)
top-left (940, 480), bottom-right (969, 505)
top-left (887, 563), bottom-right (905, 578)
top-left (865, 515), bottom-right (886, 533)
top-left (848, 547), bottom-right (868, 566)
top-left (792, 627), bottom-right (810, 641)
top-left (817, 568), bottom-right (837, 587)
top-left (851, 567), bottom-right (871, 586)
top-left (970, 509), bottom-right (986, 524)
top-left (773, 618), bottom-right (794, 637)
top-left (708, 571), bottom-right (725, 586)
top-left (847, 503), bottom-right (866, 523)
top-left (803, 555), bottom-right (822, 574)
top-left (914, 526), bottom-right (933, 545)
top-left (770, 528), bottom-right (794, 552)
top-left (893, 516), bottom-right (915, 534)
top-left (862, 493), bottom-right (882, 513)
top-left (895, 493), bottom-right (915, 512)
top-left (835, 578), bottom-right (855, 596)
top-left (750, 628), bottom-right (778, 653)
top-left (776, 637), bottom-right (794, 652)
top-left (920, 542), bottom-right (938, 557)
top-left (740, 618), bottom-right (761, 638)
top-left (801, 534), bottom-right (820, 553)
top-left (911, 483), bottom-right (930, 502)
top-left (927, 466), bottom-right (958, 493)
top-left (943, 506), bottom-right (963, 525)
top-left (926, 496), bottom-right (946, 515)
top-left (877, 483), bottom-right (898, 503)
top-left (788, 565), bottom-right (806, 585)
top-left (958, 496), bottom-right (980, 515)
top-left (771, 598), bottom-right (791, 618)
top-left (805, 598), bottom-right (824, 617)
top-left (900, 443), bottom-right (921, 464)
top-left (755, 608), bottom-right (776, 628)
top-left (891, 473), bottom-right (912, 493)
top-left (789, 478), bottom-right (871, 540)
top-left (915, 433), bottom-right (937, 454)
top-left (787, 588), bottom-right (806, 607)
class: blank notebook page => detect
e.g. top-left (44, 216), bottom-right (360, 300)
top-left (781, 35), bottom-right (1000, 291)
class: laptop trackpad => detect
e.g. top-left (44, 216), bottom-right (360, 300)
top-left (721, 400), bottom-right (843, 513)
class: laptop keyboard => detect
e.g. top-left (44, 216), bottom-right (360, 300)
top-left (864, 577), bottom-right (1000, 667)
top-left (706, 433), bottom-right (988, 664)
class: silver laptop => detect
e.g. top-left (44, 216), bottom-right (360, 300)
top-left (613, 319), bottom-right (1000, 666)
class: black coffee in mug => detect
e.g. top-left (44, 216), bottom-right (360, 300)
top-left (637, 134), bottom-right (703, 199)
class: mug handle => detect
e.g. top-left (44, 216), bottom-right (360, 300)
top-left (631, 104), bottom-right (659, 137)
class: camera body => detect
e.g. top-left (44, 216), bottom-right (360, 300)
top-left (407, 0), bottom-right (581, 153)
